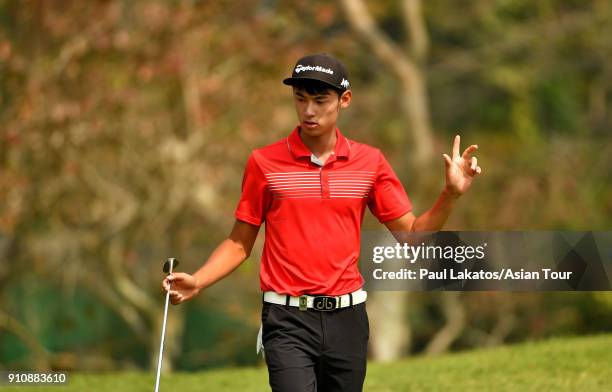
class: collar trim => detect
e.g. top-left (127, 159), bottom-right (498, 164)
top-left (286, 126), bottom-right (351, 160)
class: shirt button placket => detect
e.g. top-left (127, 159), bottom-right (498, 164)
top-left (320, 166), bottom-right (330, 199)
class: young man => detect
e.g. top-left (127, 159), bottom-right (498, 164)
top-left (162, 53), bottom-right (481, 391)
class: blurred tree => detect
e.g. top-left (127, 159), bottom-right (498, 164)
top-left (340, 0), bottom-right (468, 361)
top-left (0, 0), bottom-right (610, 372)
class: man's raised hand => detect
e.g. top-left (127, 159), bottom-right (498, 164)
top-left (442, 135), bottom-right (482, 197)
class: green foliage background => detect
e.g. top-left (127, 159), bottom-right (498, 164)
top-left (0, 0), bottom-right (610, 372)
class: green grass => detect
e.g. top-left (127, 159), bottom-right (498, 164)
top-left (6, 334), bottom-right (612, 391)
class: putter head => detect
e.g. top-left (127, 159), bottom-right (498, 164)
top-left (163, 258), bottom-right (180, 274)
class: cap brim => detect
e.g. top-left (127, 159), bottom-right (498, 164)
top-left (282, 77), bottom-right (344, 90)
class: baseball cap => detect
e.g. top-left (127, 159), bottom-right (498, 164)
top-left (283, 53), bottom-right (350, 91)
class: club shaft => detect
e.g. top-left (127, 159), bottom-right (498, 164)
top-left (155, 259), bottom-right (174, 392)
top-left (154, 286), bottom-right (170, 392)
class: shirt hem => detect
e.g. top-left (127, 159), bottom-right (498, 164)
top-left (235, 212), bottom-right (262, 226)
top-left (378, 205), bottom-right (413, 223)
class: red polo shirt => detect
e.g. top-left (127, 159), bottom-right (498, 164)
top-left (235, 126), bottom-right (412, 296)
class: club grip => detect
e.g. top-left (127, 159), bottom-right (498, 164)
top-left (163, 258), bottom-right (180, 274)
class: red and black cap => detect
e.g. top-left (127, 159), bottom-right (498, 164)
top-left (283, 53), bottom-right (350, 91)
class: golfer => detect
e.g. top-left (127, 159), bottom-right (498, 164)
top-left (162, 53), bottom-right (481, 391)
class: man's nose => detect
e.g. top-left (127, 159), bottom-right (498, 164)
top-left (304, 101), bottom-right (316, 117)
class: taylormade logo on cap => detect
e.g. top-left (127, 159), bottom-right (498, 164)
top-left (283, 53), bottom-right (350, 91)
top-left (295, 64), bottom-right (334, 75)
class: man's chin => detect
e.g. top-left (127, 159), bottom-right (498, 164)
top-left (300, 124), bottom-right (331, 137)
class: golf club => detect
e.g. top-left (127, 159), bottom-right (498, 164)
top-left (154, 257), bottom-right (179, 392)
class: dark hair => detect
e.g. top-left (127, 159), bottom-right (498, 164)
top-left (291, 79), bottom-right (344, 98)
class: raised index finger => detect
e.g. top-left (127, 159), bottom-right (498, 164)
top-left (452, 135), bottom-right (461, 159)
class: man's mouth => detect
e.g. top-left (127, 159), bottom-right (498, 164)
top-left (303, 121), bottom-right (318, 129)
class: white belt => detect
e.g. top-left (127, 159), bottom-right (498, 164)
top-left (263, 289), bottom-right (367, 311)
top-left (257, 289), bottom-right (367, 357)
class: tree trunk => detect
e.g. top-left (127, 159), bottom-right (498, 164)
top-left (149, 303), bottom-right (186, 372)
top-left (367, 291), bottom-right (410, 361)
top-left (341, 0), bottom-right (435, 360)
top-left (340, 0), bottom-right (434, 167)
top-left (424, 292), bottom-right (466, 356)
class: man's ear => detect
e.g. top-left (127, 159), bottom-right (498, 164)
top-left (339, 90), bottom-right (352, 109)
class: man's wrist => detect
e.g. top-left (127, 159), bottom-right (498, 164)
top-left (442, 186), bottom-right (461, 200)
top-left (194, 273), bottom-right (206, 291)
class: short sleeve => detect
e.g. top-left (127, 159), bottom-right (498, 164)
top-left (367, 150), bottom-right (413, 223)
top-left (234, 152), bottom-right (271, 226)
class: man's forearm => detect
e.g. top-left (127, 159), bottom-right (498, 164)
top-left (193, 238), bottom-right (250, 291)
top-left (412, 187), bottom-right (460, 231)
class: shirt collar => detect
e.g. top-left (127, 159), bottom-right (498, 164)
top-left (286, 126), bottom-right (351, 160)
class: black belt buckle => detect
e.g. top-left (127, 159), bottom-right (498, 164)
top-left (313, 296), bottom-right (337, 311)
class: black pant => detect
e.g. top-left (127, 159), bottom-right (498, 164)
top-left (261, 301), bottom-right (369, 392)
